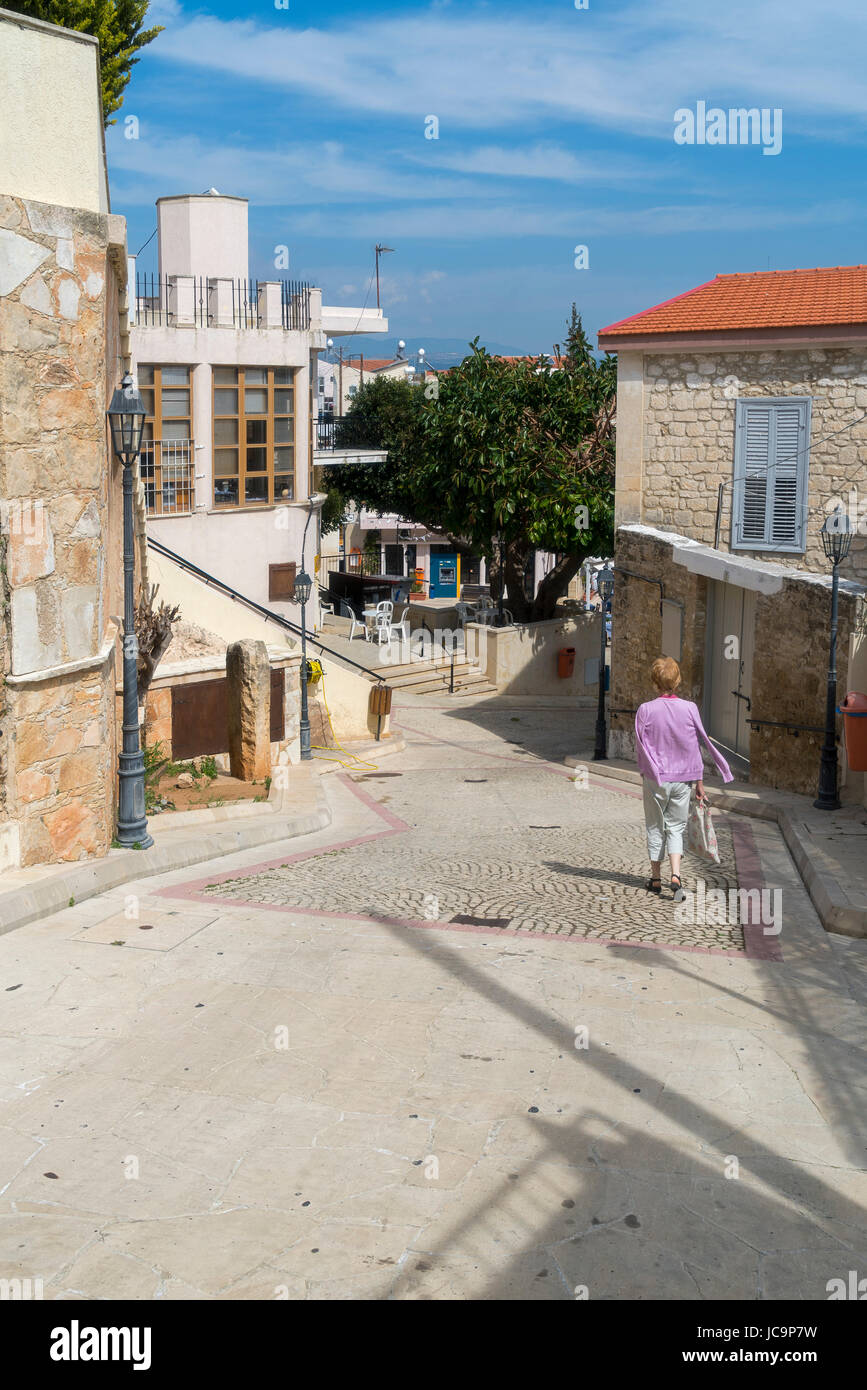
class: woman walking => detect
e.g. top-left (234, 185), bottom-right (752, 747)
top-left (635, 657), bottom-right (733, 901)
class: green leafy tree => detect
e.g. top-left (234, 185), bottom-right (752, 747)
top-left (5, 0), bottom-right (163, 124)
top-left (337, 317), bottom-right (616, 621)
top-left (318, 375), bottom-right (429, 536)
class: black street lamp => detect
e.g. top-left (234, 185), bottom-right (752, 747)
top-left (107, 372), bottom-right (153, 848)
top-left (295, 569), bottom-right (314, 759)
top-left (294, 491), bottom-right (328, 761)
top-left (496, 531), bottom-right (506, 627)
top-left (593, 565), bottom-right (615, 761)
top-left (814, 508), bottom-right (853, 810)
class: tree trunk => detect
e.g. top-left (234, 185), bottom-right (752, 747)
top-left (530, 554), bottom-right (583, 621)
top-left (503, 543), bottom-right (533, 622)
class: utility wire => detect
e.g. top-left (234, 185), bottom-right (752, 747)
top-left (134, 226), bottom-right (157, 258)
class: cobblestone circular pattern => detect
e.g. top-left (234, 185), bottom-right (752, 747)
top-left (203, 802), bottom-right (747, 954)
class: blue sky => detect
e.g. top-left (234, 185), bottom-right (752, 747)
top-left (109, 0), bottom-right (867, 356)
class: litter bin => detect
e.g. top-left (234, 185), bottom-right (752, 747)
top-left (558, 647), bottom-right (576, 679)
top-left (839, 691), bottom-right (867, 771)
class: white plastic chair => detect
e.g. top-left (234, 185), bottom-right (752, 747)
top-left (375, 600), bottom-right (394, 619)
top-left (340, 598), bottom-right (368, 642)
top-left (373, 613), bottom-right (393, 646)
top-left (393, 606), bottom-right (412, 641)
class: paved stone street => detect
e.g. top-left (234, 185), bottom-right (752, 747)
top-left (0, 695), bottom-right (865, 1300)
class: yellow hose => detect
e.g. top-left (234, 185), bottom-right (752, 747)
top-left (311, 669), bottom-right (379, 771)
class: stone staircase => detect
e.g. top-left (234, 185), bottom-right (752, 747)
top-left (379, 652), bottom-right (496, 697)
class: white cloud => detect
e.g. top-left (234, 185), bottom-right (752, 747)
top-left (287, 197), bottom-right (859, 242)
top-left (107, 130), bottom-right (487, 206)
top-left (146, 1), bottom-right (867, 137)
top-left (417, 144), bottom-right (651, 185)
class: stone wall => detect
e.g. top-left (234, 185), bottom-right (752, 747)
top-left (0, 194), bottom-right (125, 864)
top-left (610, 528), bottom-right (709, 761)
top-left (639, 347), bottom-right (867, 585)
top-left (611, 526), bottom-right (863, 797)
top-left (751, 574), bottom-right (860, 795)
top-left (140, 650), bottom-right (302, 769)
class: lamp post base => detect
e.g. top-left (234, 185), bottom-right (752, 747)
top-left (813, 753), bottom-right (840, 809)
top-left (116, 751), bottom-right (153, 849)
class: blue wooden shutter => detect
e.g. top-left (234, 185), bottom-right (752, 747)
top-left (733, 398), bottom-right (810, 552)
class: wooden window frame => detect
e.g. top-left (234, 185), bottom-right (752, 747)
top-left (139, 364), bottom-right (193, 441)
top-left (212, 366), bottom-right (296, 510)
top-left (138, 364), bottom-right (194, 516)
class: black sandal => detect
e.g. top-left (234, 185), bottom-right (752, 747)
top-left (670, 874), bottom-right (686, 903)
top-left (646, 876), bottom-right (662, 895)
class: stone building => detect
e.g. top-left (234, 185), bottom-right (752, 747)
top-left (0, 8), bottom-right (129, 865)
top-left (599, 267), bottom-right (867, 801)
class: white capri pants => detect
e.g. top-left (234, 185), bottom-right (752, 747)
top-left (642, 779), bottom-right (692, 860)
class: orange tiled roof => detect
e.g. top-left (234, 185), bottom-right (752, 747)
top-left (599, 266), bottom-right (867, 339)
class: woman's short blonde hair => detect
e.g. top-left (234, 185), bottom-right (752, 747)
top-left (651, 656), bottom-right (682, 693)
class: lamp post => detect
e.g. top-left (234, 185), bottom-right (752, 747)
top-left (107, 373), bottom-right (153, 848)
top-left (295, 569), bottom-right (314, 759)
top-left (593, 565), bottom-right (615, 761)
top-left (296, 491), bottom-right (329, 760)
top-left (496, 532), bottom-right (506, 627)
top-left (814, 509), bottom-right (853, 810)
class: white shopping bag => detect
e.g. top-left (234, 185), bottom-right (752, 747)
top-left (687, 795), bottom-right (720, 865)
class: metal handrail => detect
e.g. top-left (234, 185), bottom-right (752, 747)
top-left (146, 535), bottom-right (385, 684)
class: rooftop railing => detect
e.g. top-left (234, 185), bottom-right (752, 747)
top-left (134, 274), bottom-right (311, 330)
top-left (315, 414), bottom-right (384, 451)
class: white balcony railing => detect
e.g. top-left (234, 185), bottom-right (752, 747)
top-left (140, 440), bottom-right (195, 516)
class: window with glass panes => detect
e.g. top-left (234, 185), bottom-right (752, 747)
top-left (138, 365), bottom-right (193, 442)
top-left (137, 366), bottom-right (194, 515)
top-left (212, 366), bottom-right (295, 508)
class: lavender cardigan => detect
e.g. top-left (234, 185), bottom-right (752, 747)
top-left (635, 695), bottom-right (733, 786)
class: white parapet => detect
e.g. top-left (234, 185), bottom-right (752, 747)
top-left (320, 305), bottom-right (389, 337)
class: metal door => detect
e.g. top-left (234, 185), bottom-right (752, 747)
top-left (707, 581), bottom-right (755, 764)
top-left (384, 544), bottom-right (404, 576)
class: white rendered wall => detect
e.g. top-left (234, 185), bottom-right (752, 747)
top-left (148, 505), bottom-right (320, 626)
top-left (157, 194), bottom-right (249, 281)
top-left (0, 9), bottom-right (108, 214)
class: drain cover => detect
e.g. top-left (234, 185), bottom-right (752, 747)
top-left (451, 914), bottom-right (512, 929)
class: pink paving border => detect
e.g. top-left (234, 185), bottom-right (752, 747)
top-left (155, 755), bottom-right (783, 963)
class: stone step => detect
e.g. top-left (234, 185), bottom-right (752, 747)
top-left (403, 674), bottom-right (497, 696)
top-left (383, 662), bottom-right (480, 686)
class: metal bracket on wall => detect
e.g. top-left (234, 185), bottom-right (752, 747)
top-left (747, 717), bottom-right (828, 736)
top-left (616, 567), bottom-right (684, 619)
